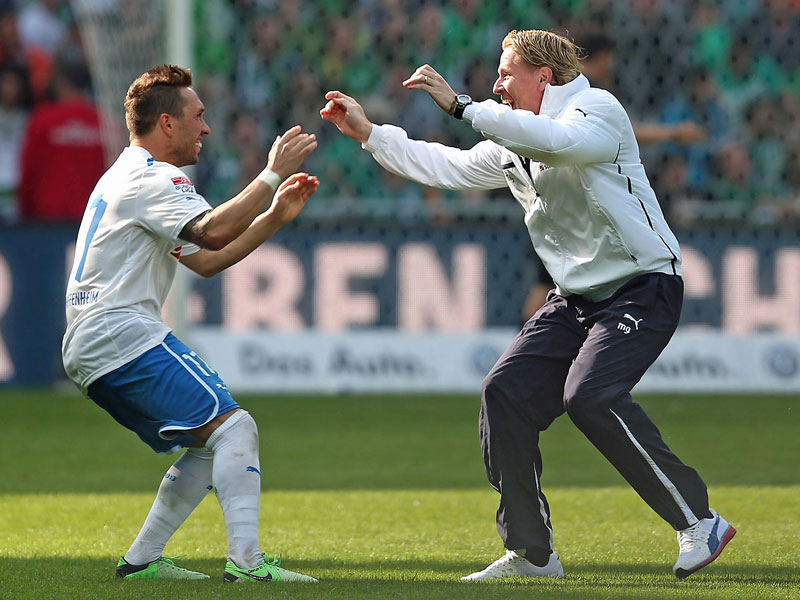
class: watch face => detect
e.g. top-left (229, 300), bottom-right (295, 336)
top-left (457, 94), bottom-right (472, 104)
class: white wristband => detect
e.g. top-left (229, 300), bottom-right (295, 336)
top-left (257, 168), bottom-right (282, 190)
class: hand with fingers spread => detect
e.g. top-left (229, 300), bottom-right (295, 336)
top-left (319, 91), bottom-right (374, 144)
top-left (266, 125), bottom-right (318, 180)
top-left (402, 64), bottom-right (458, 114)
top-left (267, 172), bottom-right (320, 225)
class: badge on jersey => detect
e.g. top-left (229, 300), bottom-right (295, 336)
top-left (171, 176), bottom-right (195, 193)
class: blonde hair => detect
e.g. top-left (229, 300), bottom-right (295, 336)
top-left (502, 30), bottom-right (581, 86)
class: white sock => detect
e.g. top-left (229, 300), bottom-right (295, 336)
top-left (124, 447), bottom-right (213, 565)
top-left (206, 409), bottom-right (263, 569)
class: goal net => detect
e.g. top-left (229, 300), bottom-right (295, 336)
top-left (72, 0), bottom-right (164, 164)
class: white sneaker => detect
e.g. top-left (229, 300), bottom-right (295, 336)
top-left (461, 550), bottom-right (564, 581)
top-left (673, 509), bottom-right (736, 579)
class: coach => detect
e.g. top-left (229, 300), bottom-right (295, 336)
top-left (321, 29), bottom-right (734, 580)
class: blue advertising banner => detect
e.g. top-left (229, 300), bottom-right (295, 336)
top-left (1, 223), bottom-right (798, 385)
top-left (0, 226), bottom-right (77, 384)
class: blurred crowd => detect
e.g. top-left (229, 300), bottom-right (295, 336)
top-left (3, 0), bottom-right (800, 227)
top-left (0, 0), bottom-right (104, 225)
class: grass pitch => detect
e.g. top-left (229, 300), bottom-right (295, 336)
top-left (1, 389), bottom-right (799, 599)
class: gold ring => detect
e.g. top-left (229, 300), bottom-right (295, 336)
top-left (423, 75), bottom-right (428, 84)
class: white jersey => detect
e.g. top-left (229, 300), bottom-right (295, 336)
top-left (62, 145), bottom-right (211, 392)
top-left (364, 74), bottom-right (681, 302)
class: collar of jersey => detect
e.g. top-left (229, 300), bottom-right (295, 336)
top-left (539, 73), bottom-right (589, 118)
top-left (126, 144), bottom-right (155, 163)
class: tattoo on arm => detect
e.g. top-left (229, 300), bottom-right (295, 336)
top-left (179, 210), bottom-right (213, 247)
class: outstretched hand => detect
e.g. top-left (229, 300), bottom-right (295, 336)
top-left (403, 64), bottom-right (457, 115)
top-left (267, 172), bottom-right (320, 225)
top-left (267, 126), bottom-right (318, 180)
top-left (320, 91), bottom-right (373, 144)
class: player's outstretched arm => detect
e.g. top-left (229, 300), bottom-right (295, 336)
top-left (180, 125), bottom-right (317, 250)
top-left (180, 173), bottom-right (320, 277)
top-left (320, 91), bottom-right (374, 143)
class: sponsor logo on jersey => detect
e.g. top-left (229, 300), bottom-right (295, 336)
top-left (170, 246), bottom-right (182, 259)
top-left (171, 176), bottom-right (195, 193)
top-left (66, 289), bottom-right (100, 306)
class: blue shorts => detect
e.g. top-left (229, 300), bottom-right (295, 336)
top-left (88, 333), bottom-right (239, 454)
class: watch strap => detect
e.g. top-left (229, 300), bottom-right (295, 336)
top-left (454, 97), bottom-right (472, 120)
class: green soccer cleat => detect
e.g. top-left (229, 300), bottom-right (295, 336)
top-left (116, 555), bottom-right (210, 580)
top-left (223, 553), bottom-right (318, 583)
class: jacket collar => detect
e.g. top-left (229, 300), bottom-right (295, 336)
top-left (539, 74), bottom-right (590, 117)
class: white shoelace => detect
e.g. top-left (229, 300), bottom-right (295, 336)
top-left (678, 520), bottom-right (711, 552)
top-left (496, 551), bottom-right (532, 573)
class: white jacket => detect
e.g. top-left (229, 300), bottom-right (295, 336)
top-left (364, 74), bottom-right (681, 301)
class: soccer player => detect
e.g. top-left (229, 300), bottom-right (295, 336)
top-left (62, 65), bottom-right (320, 582)
top-left (321, 29), bottom-right (735, 580)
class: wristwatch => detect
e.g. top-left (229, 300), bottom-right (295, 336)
top-left (453, 93), bottom-right (473, 120)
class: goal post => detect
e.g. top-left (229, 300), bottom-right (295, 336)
top-left (163, 0), bottom-right (195, 342)
top-left (72, 0), bottom-right (195, 340)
